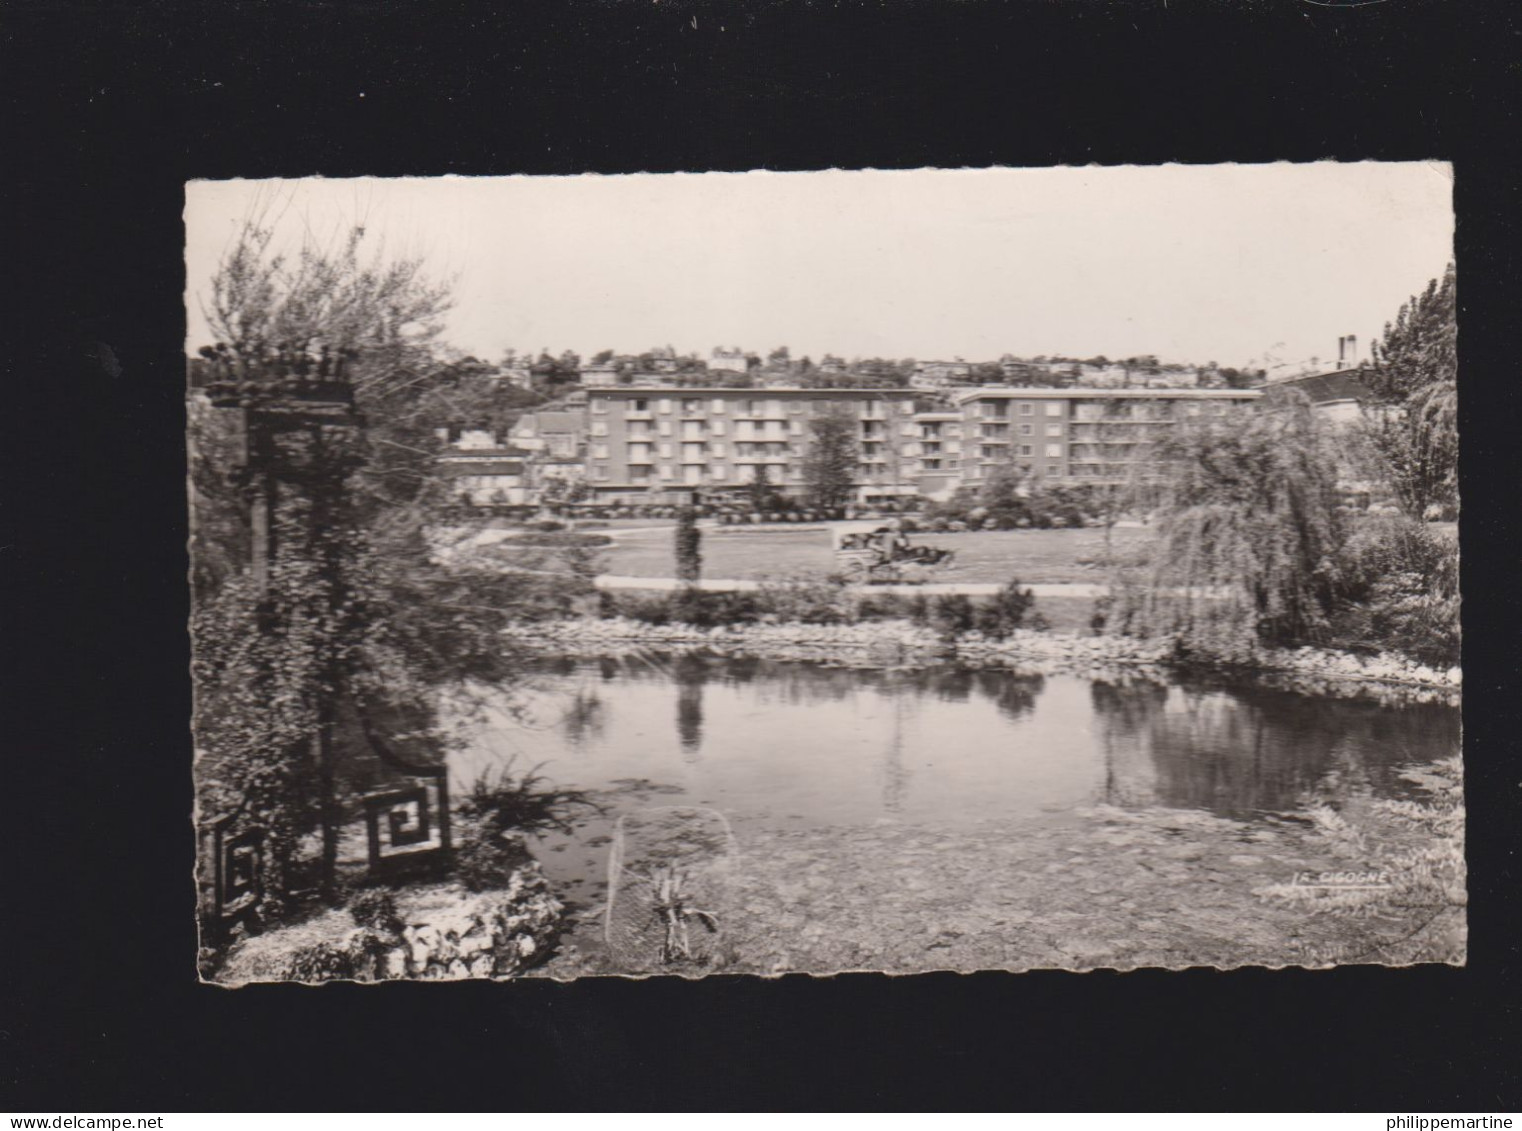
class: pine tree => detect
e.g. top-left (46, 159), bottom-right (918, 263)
top-left (674, 505), bottom-right (702, 582)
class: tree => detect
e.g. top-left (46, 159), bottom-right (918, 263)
top-left (745, 462), bottom-right (781, 512)
top-left (674, 506), bottom-right (702, 582)
top-left (1115, 389), bottom-right (1346, 659)
top-left (1361, 263), bottom-right (1458, 518)
top-left (804, 409), bottom-right (860, 512)
top-left (191, 221), bottom-right (556, 918)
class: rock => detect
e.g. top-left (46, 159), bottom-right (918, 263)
top-left (215, 863), bottom-right (564, 984)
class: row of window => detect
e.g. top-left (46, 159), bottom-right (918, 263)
top-left (980, 422), bottom-right (1066, 438)
top-left (979, 402), bottom-right (1065, 419)
top-left (593, 397), bottom-right (916, 417)
top-left (979, 443), bottom-right (1065, 459)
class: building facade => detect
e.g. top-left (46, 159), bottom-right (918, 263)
top-left (583, 386), bottom-right (922, 504)
top-left (951, 387), bottom-right (1262, 487)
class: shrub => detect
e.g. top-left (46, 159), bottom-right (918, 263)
top-left (669, 587), bottom-right (760, 628)
top-left (285, 941), bottom-right (359, 982)
top-left (603, 591), bottom-right (672, 625)
top-left (1329, 514), bottom-right (1459, 667)
top-left (348, 888), bottom-right (404, 935)
top-left (929, 593), bottom-right (978, 638)
top-left (454, 764), bottom-right (601, 892)
top-left (754, 572), bottom-right (855, 624)
top-left (856, 591), bottom-right (929, 623)
top-left (977, 578), bottom-right (1037, 640)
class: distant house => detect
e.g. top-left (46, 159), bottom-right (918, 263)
top-left (709, 347), bottom-right (748, 375)
top-left (647, 346), bottom-right (680, 374)
top-left (914, 359), bottom-right (973, 383)
top-left (436, 429), bottom-right (533, 504)
top-left (496, 367), bottom-right (534, 390)
top-left (1265, 367), bottom-right (1375, 429)
top-left (1264, 336), bottom-right (1374, 429)
top-left (580, 361), bottom-right (620, 384)
top-left (510, 408), bottom-right (588, 459)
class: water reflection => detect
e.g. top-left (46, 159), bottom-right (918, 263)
top-left (1089, 674), bottom-right (1459, 818)
top-left (469, 655), bottom-right (1458, 834)
top-left (674, 653), bottom-right (706, 761)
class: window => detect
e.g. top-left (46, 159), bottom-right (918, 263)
top-left (923, 458), bottom-right (942, 471)
top-left (1019, 423), bottom-right (1033, 436)
top-left (591, 400), bottom-right (608, 414)
top-left (1046, 424), bottom-right (1063, 437)
top-left (657, 420), bottom-right (673, 437)
top-left (628, 420), bottom-right (651, 437)
top-left (789, 401), bottom-right (804, 413)
top-left (710, 419), bottom-right (726, 437)
top-left (900, 401), bottom-right (915, 415)
top-left (658, 443), bottom-right (673, 459)
top-left (711, 465), bottom-right (727, 479)
top-left (591, 443), bottom-right (609, 459)
top-left (1045, 443), bottom-right (1062, 459)
top-left (1045, 402), bottom-right (1063, 416)
top-left (1019, 403), bottom-right (1034, 416)
top-left (1019, 445), bottom-right (1034, 457)
top-left (947, 459), bottom-right (960, 470)
top-left (681, 421), bottom-right (703, 440)
top-left (711, 398), bottom-right (726, 413)
top-left (590, 422), bottom-right (608, 437)
top-left (658, 465), bottom-right (674, 480)
top-left (593, 465), bottom-right (609, 481)
top-left (632, 398), bottom-right (649, 412)
top-left (658, 399), bottom-right (673, 414)
top-left (789, 419), bottom-right (803, 435)
top-left (747, 400), bottom-right (765, 416)
top-left (710, 441), bottom-right (726, 457)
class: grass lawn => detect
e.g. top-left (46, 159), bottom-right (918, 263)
top-left (601, 524), bottom-right (1149, 586)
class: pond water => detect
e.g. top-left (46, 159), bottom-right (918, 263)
top-left (450, 654), bottom-right (1459, 904)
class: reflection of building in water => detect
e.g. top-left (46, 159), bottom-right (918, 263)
top-left (1089, 677), bottom-right (1169, 806)
top-left (673, 654), bottom-right (706, 762)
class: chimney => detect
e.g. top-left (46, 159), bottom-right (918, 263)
top-left (1337, 334), bottom-right (1358, 370)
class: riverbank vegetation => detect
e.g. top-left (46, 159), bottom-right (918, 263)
top-left (599, 574), bottom-right (1045, 639)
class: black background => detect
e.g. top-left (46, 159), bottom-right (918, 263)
top-left (4, 0), bottom-right (1519, 1111)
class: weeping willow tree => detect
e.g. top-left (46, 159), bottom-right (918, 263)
top-left (1115, 389), bottom-right (1346, 660)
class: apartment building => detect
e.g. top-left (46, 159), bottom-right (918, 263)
top-left (952, 387), bottom-right (1261, 486)
top-left (908, 410), bottom-right (966, 500)
top-left (583, 386), bottom-right (921, 504)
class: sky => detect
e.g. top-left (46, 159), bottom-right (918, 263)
top-left (185, 163), bottom-right (1453, 372)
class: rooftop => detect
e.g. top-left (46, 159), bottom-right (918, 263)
top-left (586, 386), bottom-right (916, 396)
top-left (953, 386), bottom-right (1262, 403)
